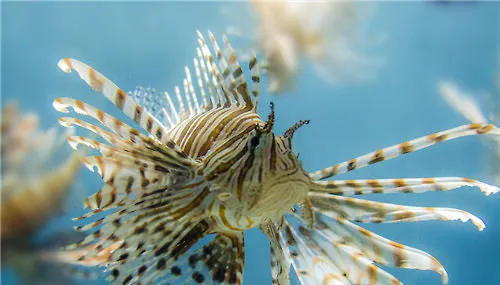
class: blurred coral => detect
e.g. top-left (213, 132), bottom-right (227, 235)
top-left (1, 102), bottom-right (83, 284)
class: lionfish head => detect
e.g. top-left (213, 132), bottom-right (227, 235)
top-left (246, 101), bottom-right (310, 169)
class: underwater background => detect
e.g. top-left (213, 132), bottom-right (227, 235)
top-left (1, 1), bottom-right (499, 285)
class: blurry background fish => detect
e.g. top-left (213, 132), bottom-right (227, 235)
top-left (224, 0), bottom-right (382, 93)
top-left (438, 60), bottom-right (500, 184)
top-left (1, 103), bottom-right (86, 284)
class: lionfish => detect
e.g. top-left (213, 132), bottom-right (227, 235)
top-left (1, 102), bottom-right (83, 284)
top-left (53, 31), bottom-right (499, 285)
top-left (249, 0), bottom-right (377, 93)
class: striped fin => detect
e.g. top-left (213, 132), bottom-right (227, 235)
top-left (68, 183), bottom-right (211, 274)
top-left (82, 156), bottom-right (170, 192)
top-left (195, 46), bottom-right (216, 108)
top-left (164, 91), bottom-right (181, 125)
top-left (312, 177), bottom-right (500, 196)
top-left (150, 233), bottom-right (245, 285)
top-left (185, 67), bottom-right (202, 114)
top-left (207, 31), bottom-right (241, 105)
top-left (310, 123), bottom-right (500, 180)
top-left (248, 51), bottom-right (261, 110)
top-left (222, 34), bottom-right (255, 108)
top-left (309, 192), bottom-right (486, 230)
top-left (280, 221), bottom-right (317, 285)
top-left (67, 135), bottom-right (190, 182)
top-left (192, 57), bottom-right (209, 109)
top-left (58, 117), bottom-right (135, 150)
top-left (106, 218), bottom-right (212, 285)
top-left (55, 98), bottom-right (166, 148)
top-left (261, 221), bottom-right (291, 285)
top-left (128, 87), bottom-right (169, 128)
top-left (197, 31), bottom-right (232, 106)
top-left (54, 99), bottom-right (197, 172)
top-left (45, 241), bottom-right (121, 267)
top-left (174, 85), bottom-right (190, 120)
top-left (71, 183), bottom-right (208, 247)
top-left (314, 211), bottom-right (448, 283)
top-left (57, 58), bottom-right (170, 144)
top-left (282, 218), bottom-right (402, 285)
top-left (78, 184), bottom-right (125, 212)
top-left (183, 77), bottom-right (195, 116)
top-left (213, 31), bottom-right (255, 108)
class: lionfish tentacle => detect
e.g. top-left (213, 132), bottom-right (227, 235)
top-left (313, 211), bottom-right (448, 283)
top-left (57, 58), bottom-right (171, 144)
top-left (309, 123), bottom-right (500, 180)
top-left (309, 192), bottom-right (486, 230)
top-left (283, 218), bottom-right (402, 285)
top-left (261, 221), bottom-right (291, 285)
top-left (311, 177), bottom-right (500, 196)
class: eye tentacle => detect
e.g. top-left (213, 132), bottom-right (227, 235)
top-left (263, 102), bottom-right (275, 133)
top-left (284, 120), bottom-right (310, 139)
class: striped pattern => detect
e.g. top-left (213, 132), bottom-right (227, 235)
top-left (261, 220), bottom-right (291, 285)
top-left (53, 30), bottom-right (500, 285)
top-left (310, 123), bottom-right (500, 180)
top-left (312, 177), bottom-right (499, 196)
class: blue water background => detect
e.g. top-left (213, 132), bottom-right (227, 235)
top-left (2, 1), bottom-right (499, 285)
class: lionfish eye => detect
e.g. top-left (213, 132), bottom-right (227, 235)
top-left (249, 132), bottom-right (261, 150)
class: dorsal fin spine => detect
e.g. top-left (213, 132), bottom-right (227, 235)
top-left (196, 47), bottom-right (216, 109)
top-left (192, 58), bottom-right (209, 108)
top-left (164, 91), bottom-right (180, 124)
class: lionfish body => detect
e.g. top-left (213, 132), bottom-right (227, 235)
top-left (55, 31), bottom-right (499, 285)
top-left (166, 99), bottom-right (310, 232)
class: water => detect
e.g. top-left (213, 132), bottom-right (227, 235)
top-left (2, 1), bottom-right (499, 285)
